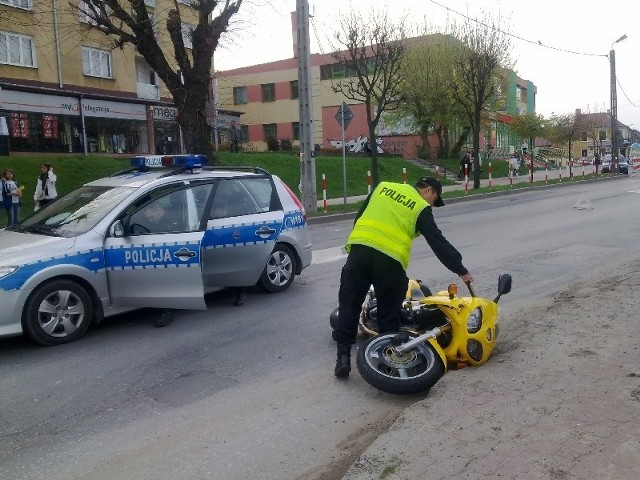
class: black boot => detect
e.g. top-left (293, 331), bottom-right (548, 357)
top-left (334, 344), bottom-right (351, 378)
top-left (153, 309), bottom-right (173, 328)
top-left (233, 288), bottom-right (246, 306)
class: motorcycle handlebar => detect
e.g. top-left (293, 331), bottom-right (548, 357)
top-left (465, 281), bottom-right (476, 297)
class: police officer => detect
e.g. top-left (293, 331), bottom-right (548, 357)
top-left (332, 176), bottom-right (474, 378)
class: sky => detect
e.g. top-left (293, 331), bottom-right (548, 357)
top-left (214, 0), bottom-right (640, 133)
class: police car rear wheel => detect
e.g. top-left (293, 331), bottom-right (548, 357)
top-left (257, 244), bottom-right (296, 293)
top-left (24, 280), bottom-right (93, 346)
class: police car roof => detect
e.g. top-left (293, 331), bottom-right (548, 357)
top-left (86, 166), bottom-right (268, 189)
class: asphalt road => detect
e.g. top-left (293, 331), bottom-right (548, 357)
top-left (1, 175), bottom-right (638, 479)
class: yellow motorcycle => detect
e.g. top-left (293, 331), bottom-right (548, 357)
top-left (332, 274), bottom-right (512, 394)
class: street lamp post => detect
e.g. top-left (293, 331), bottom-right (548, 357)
top-left (610, 34), bottom-right (627, 174)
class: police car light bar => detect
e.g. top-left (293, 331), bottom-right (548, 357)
top-left (130, 154), bottom-right (208, 170)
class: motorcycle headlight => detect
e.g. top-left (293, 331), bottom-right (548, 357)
top-left (466, 307), bottom-right (482, 333)
top-left (0, 266), bottom-right (18, 279)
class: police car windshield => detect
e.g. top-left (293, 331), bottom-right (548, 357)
top-left (15, 186), bottom-right (135, 238)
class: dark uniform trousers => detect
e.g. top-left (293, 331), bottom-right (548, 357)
top-left (332, 244), bottom-right (409, 349)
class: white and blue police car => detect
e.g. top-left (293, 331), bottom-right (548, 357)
top-left (0, 155), bottom-right (312, 345)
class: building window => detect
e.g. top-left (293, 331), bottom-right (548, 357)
top-left (292, 122), bottom-right (300, 141)
top-left (181, 23), bottom-right (194, 49)
top-left (79, 0), bottom-right (109, 25)
top-left (82, 46), bottom-right (112, 78)
top-left (0, 30), bottom-right (36, 67)
top-left (579, 131), bottom-right (588, 141)
top-left (599, 130), bottom-right (607, 141)
top-left (320, 62), bottom-right (357, 80)
top-left (290, 80), bottom-right (298, 99)
top-left (144, 0), bottom-right (155, 6)
top-left (233, 86), bottom-right (247, 105)
top-left (0, 0), bottom-right (31, 9)
top-left (263, 123), bottom-right (277, 140)
top-left (240, 125), bottom-right (248, 142)
top-left (261, 83), bottom-right (275, 102)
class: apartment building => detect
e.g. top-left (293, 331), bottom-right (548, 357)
top-left (216, 33), bottom-right (537, 159)
top-left (0, 0), bottom-right (195, 155)
top-left (569, 110), bottom-right (640, 160)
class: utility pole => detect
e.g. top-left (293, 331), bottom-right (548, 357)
top-left (610, 48), bottom-right (618, 174)
top-left (296, 0), bottom-right (317, 212)
top-left (609, 34), bottom-right (627, 175)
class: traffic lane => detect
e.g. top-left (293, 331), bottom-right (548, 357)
top-left (0, 276), bottom-right (414, 480)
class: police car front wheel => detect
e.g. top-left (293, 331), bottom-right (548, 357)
top-left (257, 244), bottom-right (297, 293)
top-left (23, 280), bottom-right (93, 346)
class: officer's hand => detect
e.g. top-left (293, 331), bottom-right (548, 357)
top-left (460, 272), bottom-right (473, 284)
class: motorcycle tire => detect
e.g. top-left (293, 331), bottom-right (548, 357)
top-left (356, 333), bottom-right (445, 395)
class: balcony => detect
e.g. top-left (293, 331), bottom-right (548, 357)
top-left (137, 82), bottom-right (159, 100)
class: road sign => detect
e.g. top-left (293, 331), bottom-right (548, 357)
top-left (335, 102), bottom-right (354, 130)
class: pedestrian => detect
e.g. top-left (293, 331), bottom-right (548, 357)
top-left (459, 150), bottom-right (471, 179)
top-left (594, 153), bottom-right (601, 174)
top-left (34, 163), bottom-right (57, 210)
top-left (510, 154), bottom-right (519, 179)
top-left (229, 121), bottom-right (240, 153)
top-left (2, 168), bottom-right (22, 226)
top-left (331, 176), bottom-right (474, 378)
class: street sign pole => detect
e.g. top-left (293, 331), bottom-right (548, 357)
top-left (342, 107), bottom-right (347, 205)
top-left (335, 101), bottom-right (354, 207)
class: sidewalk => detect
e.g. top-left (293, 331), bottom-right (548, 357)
top-left (316, 164), bottom-right (609, 210)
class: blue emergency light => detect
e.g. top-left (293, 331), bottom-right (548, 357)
top-left (130, 154), bottom-right (208, 170)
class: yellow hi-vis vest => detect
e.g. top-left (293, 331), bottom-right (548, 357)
top-left (346, 182), bottom-right (429, 268)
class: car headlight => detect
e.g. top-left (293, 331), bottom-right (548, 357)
top-left (466, 307), bottom-right (482, 333)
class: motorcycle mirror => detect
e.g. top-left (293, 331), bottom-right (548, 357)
top-left (493, 273), bottom-right (512, 303)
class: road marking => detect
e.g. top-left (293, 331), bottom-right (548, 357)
top-left (312, 246), bottom-right (348, 265)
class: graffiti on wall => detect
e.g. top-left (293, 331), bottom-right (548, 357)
top-left (329, 135), bottom-right (384, 154)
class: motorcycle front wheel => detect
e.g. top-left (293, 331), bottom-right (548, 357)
top-left (356, 333), bottom-right (445, 395)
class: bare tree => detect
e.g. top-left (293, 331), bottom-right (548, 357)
top-left (448, 14), bottom-right (512, 188)
top-left (546, 112), bottom-right (585, 175)
top-left (79, 0), bottom-right (244, 157)
top-left (330, 10), bottom-right (407, 186)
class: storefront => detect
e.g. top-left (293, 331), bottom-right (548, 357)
top-left (0, 88), bottom-right (181, 155)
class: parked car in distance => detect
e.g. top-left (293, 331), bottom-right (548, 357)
top-left (0, 155), bottom-right (313, 345)
top-left (601, 155), bottom-right (629, 174)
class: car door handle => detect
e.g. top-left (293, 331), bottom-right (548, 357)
top-left (174, 247), bottom-right (197, 261)
top-left (255, 226), bottom-right (276, 237)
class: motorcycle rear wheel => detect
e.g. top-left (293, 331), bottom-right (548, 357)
top-left (356, 333), bottom-right (445, 395)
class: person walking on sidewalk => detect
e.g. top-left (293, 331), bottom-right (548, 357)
top-left (34, 163), bottom-right (57, 210)
top-left (331, 177), bottom-right (474, 378)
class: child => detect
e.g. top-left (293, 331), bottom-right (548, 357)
top-left (2, 168), bottom-right (22, 226)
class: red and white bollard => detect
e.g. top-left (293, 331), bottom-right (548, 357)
top-left (402, 167), bottom-right (407, 184)
top-left (321, 174), bottom-right (328, 213)
top-left (367, 171), bottom-right (372, 195)
top-left (435, 166), bottom-right (440, 179)
top-left (488, 162), bottom-right (492, 188)
top-left (545, 164), bottom-right (548, 183)
top-left (559, 160), bottom-right (562, 183)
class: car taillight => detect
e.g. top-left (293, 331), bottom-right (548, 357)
top-left (281, 181), bottom-right (307, 221)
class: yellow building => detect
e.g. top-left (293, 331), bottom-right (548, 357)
top-left (0, 0), bottom-right (197, 154)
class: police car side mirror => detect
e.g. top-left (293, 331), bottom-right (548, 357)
top-left (111, 220), bottom-right (125, 238)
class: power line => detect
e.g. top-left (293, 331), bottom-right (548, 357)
top-left (427, 0), bottom-right (607, 58)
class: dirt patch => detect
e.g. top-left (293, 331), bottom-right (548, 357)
top-left (340, 259), bottom-right (640, 479)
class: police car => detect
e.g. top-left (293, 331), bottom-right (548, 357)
top-left (0, 155), bottom-right (312, 345)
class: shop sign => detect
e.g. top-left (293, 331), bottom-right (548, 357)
top-left (153, 105), bottom-right (177, 121)
top-left (0, 90), bottom-right (146, 120)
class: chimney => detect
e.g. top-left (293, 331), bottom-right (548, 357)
top-left (291, 11), bottom-right (298, 58)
